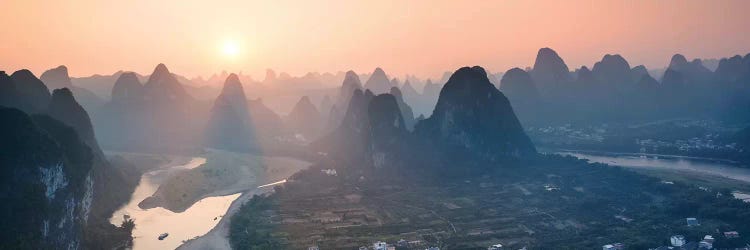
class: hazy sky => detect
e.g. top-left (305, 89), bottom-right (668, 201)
top-left (1, 0), bottom-right (749, 80)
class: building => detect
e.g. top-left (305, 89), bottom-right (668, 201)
top-left (698, 240), bottom-right (713, 249)
top-left (671, 235), bottom-right (686, 247)
top-left (686, 217), bottom-right (699, 226)
top-left (488, 243), bottom-right (504, 250)
top-left (703, 235), bottom-right (715, 243)
top-left (603, 243), bottom-right (624, 250)
top-left (374, 241), bottom-right (388, 250)
top-left (308, 246), bottom-right (320, 250)
top-left (724, 231), bottom-right (740, 238)
top-left (397, 239), bottom-right (408, 248)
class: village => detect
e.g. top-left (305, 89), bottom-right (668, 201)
top-left (230, 155), bottom-right (750, 249)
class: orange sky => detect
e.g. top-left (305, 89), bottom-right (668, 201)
top-left (1, 0), bottom-right (749, 80)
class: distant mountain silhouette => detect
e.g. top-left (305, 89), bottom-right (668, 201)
top-left (247, 98), bottom-right (286, 142)
top-left (319, 95), bottom-right (333, 121)
top-left (500, 67), bottom-right (540, 102)
top-left (143, 63), bottom-right (189, 103)
top-left (95, 64), bottom-right (204, 152)
top-left (10, 69), bottom-right (51, 113)
top-left (630, 65), bottom-right (650, 82)
top-left (312, 89), bottom-right (374, 163)
top-left (400, 79), bottom-right (421, 103)
top-left (389, 87), bottom-right (416, 130)
top-left (326, 71), bottom-right (363, 132)
top-left (530, 48), bottom-right (572, 97)
top-left (499, 68), bottom-right (541, 123)
top-left (592, 54), bottom-right (633, 90)
top-left (48, 88), bottom-right (102, 157)
top-left (111, 72), bottom-right (144, 104)
top-left (668, 54), bottom-right (713, 87)
top-left (286, 96), bottom-right (323, 141)
top-left (39, 66), bottom-right (105, 111)
top-left (418, 79), bottom-right (442, 116)
top-left (363, 67), bottom-right (392, 94)
top-left (415, 66), bottom-right (536, 161)
top-left (40, 65), bottom-right (74, 90)
top-left (205, 73), bottom-right (255, 151)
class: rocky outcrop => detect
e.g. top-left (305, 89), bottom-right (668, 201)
top-left (415, 66), bottom-right (536, 161)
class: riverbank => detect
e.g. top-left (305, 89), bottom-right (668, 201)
top-left (177, 185), bottom-right (281, 250)
top-left (139, 148), bottom-right (309, 212)
top-left (554, 149), bottom-right (750, 193)
top-left (546, 148), bottom-right (745, 165)
top-left (176, 154), bottom-right (310, 250)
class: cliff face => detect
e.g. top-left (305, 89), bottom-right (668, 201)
top-left (0, 107), bottom-right (94, 249)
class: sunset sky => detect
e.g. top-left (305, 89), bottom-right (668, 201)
top-left (1, 0), bottom-right (749, 80)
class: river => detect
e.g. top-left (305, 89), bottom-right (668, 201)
top-left (554, 150), bottom-right (750, 201)
top-left (109, 157), bottom-right (241, 250)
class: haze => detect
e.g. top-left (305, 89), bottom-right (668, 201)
top-left (2, 0), bottom-right (749, 79)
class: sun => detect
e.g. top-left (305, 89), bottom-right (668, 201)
top-left (220, 40), bottom-right (240, 58)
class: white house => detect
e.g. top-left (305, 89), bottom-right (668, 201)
top-left (374, 241), bottom-right (387, 250)
top-left (670, 235), bottom-right (686, 247)
top-left (488, 243), bottom-right (504, 250)
top-left (686, 217), bottom-right (699, 226)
